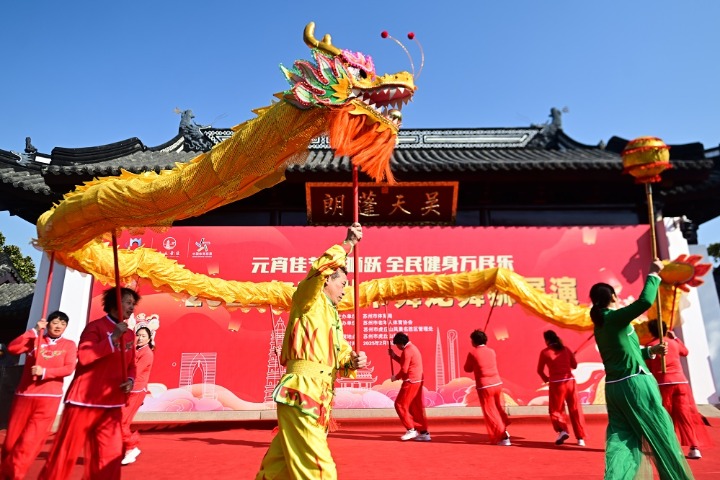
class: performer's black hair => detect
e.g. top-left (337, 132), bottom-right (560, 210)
top-left (543, 330), bottom-right (564, 351)
top-left (470, 329), bottom-right (487, 346)
top-left (135, 326), bottom-right (155, 351)
top-left (589, 283), bottom-right (615, 328)
top-left (647, 320), bottom-right (668, 340)
top-left (47, 310), bottom-right (69, 324)
top-left (102, 287), bottom-right (141, 316)
top-left (393, 332), bottom-right (409, 346)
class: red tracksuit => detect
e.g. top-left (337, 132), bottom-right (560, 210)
top-left (537, 346), bottom-right (586, 439)
top-left (646, 337), bottom-right (711, 448)
top-left (39, 316), bottom-right (136, 480)
top-left (463, 344), bottom-right (510, 443)
top-left (391, 342), bottom-right (428, 432)
top-left (1, 330), bottom-right (77, 480)
top-left (121, 345), bottom-right (154, 453)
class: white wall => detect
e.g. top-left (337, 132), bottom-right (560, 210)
top-left (664, 218), bottom-right (718, 404)
top-left (688, 244), bottom-right (720, 404)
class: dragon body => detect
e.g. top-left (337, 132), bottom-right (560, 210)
top-left (34, 23), bottom-right (706, 334)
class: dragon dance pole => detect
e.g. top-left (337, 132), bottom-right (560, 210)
top-left (644, 183), bottom-right (666, 372)
top-left (621, 136), bottom-right (671, 374)
top-left (573, 333), bottom-right (595, 356)
top-left (482, 291), bottom-right (499, 333)
top-left (111, 231), bottom-right (127, 381)
top-left (384, 303), bottom-right (394, 376)
top-left (353, 166), bottom-right (361, 351)
top-left (33, 252), bottom-right (56, 381)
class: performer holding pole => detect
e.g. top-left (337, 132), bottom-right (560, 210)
top-left (111, 230), bottom-right (128, 380)
top-left (1, 311), bottom-right (77, 480)
top-left (32, 252), bottom-right (55, 381)
top-left (384, 303), bottom-right (394, 376)
top-left (537, 330), bottom-right (586, 446)
top-left (39, 287), bottom-right (139, 480)
top-left (646, 321), bottom-right (711, 460)
top-left (589, 259), bottom-right (693, 479)
top-left (621, 136), bottom-right (672, 372)
top-left (256, 223), bottom-right (367, 480)
top-left (352, 166), bottom-right (361, 350)
top-left (388, 332), bottom-right (430, 441)
top-left (463, 329), bottom-right (512, 446)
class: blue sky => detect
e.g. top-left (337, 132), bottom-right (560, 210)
top-left (2, 1), bottom-right (719, 268)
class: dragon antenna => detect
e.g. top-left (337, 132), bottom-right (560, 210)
top-left (407, 32), bottom-right (425, 79)
top-left (304, 22), bottom-right (342, 56)
top-left (381, 30), bottom-right (415, 77)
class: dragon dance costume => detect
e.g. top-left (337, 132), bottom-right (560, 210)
top-left (646, 335), bottom-right (712, 453)
top-left (256, 242), bottom-right (357, 480)
top-left (464, 343), bottom-right (510, 444)
top-left (594, 274), bottom-right (693, 480)
top-left (39, 315), bottom-right (137, 480)
top-left (390, 341), bottom-right (429, 438)
top-left (121, 342), bottom-right (155, 460)
top-left (537, 345), bottom-right (586, 443)
top-left (1, 328), bottom-right (77, 480)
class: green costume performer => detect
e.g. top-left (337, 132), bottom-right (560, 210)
top-left (591, 270), bottom-right (694, 480)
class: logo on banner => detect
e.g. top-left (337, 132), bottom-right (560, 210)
top-left (192, 237), bottom-right (212, 258)
top-left (162, 237), bottom-right (180, 258)
top-left (127, 238), bottom-right (144, 250)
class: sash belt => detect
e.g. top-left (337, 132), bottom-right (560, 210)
top-left (286, 359), bottom-right (335, 381)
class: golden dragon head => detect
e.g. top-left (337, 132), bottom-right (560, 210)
top-left (281, 22), bottom-right (416, 133)
top-left (279, 22), bottom-right (417, 183)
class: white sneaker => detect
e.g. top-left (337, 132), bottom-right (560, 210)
top-left (121, 447), bottom-right (141, 465)
top-left (577, 439), bottom-right (586, 447)
top-left (497, 438), bottom-right (511, 446)
top-left (688, 447), bottom-right (702, 459)
top-left (400, 429), bottom-right (418, 441)
top-left (555, 431), bottom-right (570, 445)
top-left (414, 432), bottom-right (431, 442)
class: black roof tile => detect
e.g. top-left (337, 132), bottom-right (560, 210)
top-left (0, 110), bottom-right (717, 226)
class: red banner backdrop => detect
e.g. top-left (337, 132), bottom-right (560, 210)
top-left (87, 226), bottom-right (652, 413)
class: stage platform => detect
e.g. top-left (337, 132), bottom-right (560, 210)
top-left (6, 406), bottom-right (719, 479)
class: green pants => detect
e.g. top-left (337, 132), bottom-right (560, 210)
top-left (604, 373), bottom-right (693, 480)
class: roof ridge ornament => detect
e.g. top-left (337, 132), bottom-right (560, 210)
top-left (24, 137), bottom-right (37, 154)
top-left (8, 136), bottom-right (39, 166)
top-left (527, 107), bottom-right (568, 149)
top-left (176, 108), bottom-right (214, 153)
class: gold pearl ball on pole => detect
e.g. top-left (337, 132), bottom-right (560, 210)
top-left (621, 136), bottom-right (672, 372)
top-left (621, 136), bottom-right (672, 184)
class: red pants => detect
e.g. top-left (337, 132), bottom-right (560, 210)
top-left (394, 381), bottom-right (428, 432)
top-left (121, 391), bottom-right (147, 452)
top-left (1, 395), bottom-right (61, 480)
top-left (659, 383), bottom-right (712, 447)
top-left (38, 404), bottom-right (123, 480)
top-left (476, 385), bottom-right (510, 443)
top-left (548, 379), bottom-right (586, 439)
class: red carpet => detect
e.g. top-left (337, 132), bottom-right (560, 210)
top-left (6, 414), bottom-right (719, 479)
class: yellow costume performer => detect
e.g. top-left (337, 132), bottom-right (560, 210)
top-left (256, 225), bottom-right (363, 480)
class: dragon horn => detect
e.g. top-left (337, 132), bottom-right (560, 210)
top-left (304, 22), bottom-right (342, 56)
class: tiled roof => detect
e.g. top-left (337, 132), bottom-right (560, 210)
top-left (44, 148), bottom-right (200, 177)
top-left (287, 129), bottom-right (713, 178)
top-left (0, 283), bottom-right (35, 321)
top-left (0, 111), bottom-right (717, 225)
top-left (0, 149), bottom-right (52, 195)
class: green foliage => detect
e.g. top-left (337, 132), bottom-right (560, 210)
top-left (0, 232), bottom-right (37, 282)
top-left (708, 242), bottom-right (720, 266)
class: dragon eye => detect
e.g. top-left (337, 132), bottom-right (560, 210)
top-left (346, 66), bottom-right (368, 81)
